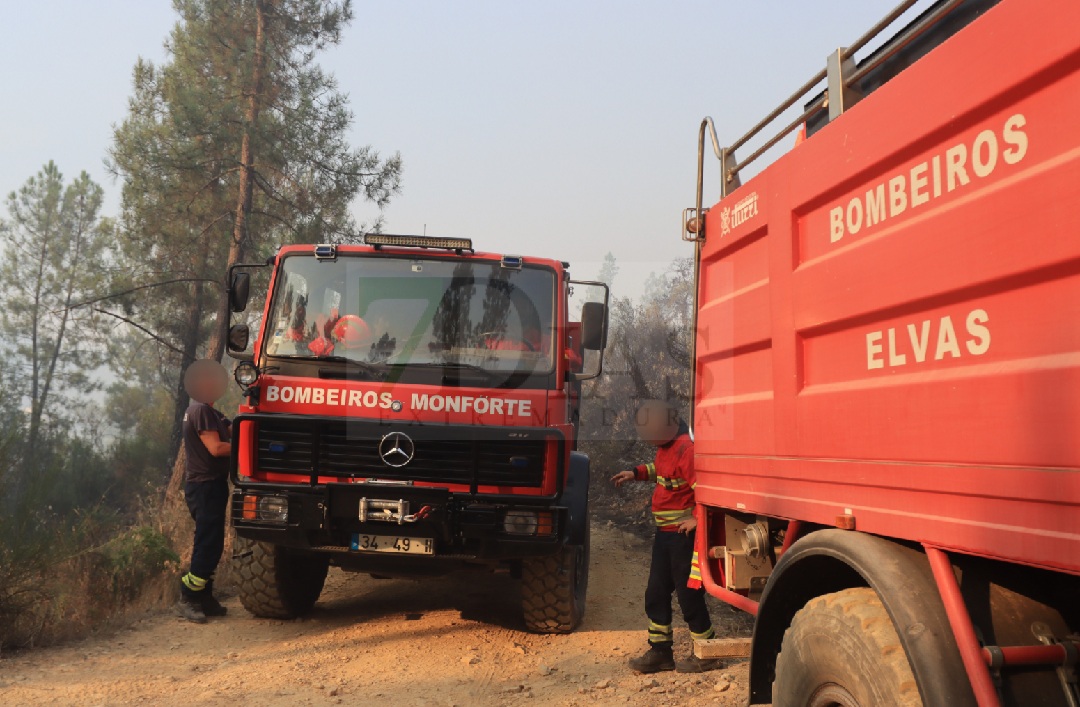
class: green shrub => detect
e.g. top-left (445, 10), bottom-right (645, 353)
top-left (100, 526), bottom-right (179, 601)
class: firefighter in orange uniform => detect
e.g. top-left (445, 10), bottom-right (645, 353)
top-left (612, 400), bottom-right (719, 673)
top-left (308, 312), bottom-right (372, 357)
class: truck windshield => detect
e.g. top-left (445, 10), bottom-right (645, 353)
top-left (263, 255), bottom-right (557, 373)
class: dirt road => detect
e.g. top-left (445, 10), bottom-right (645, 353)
top-left (0, 523), bottom-right (752, 706)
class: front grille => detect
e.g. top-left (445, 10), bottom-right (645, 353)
top-left (255, 418), bottom-right (547, 487)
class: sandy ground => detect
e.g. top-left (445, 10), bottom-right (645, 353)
top-left (0, 523), bottom-right (753, 706)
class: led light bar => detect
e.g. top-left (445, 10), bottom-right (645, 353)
top-left (364, 234), bottom-right (473, 251)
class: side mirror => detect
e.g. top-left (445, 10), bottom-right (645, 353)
top-left (229, 272), bottom-right (251, 313)
top-left (227, 323), bottom-right (250, 353)
top-left (580, 302), bottom-right (608, 351)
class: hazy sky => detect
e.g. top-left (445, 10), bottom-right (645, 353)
top-left (0, 1), bottom-right (936, 298)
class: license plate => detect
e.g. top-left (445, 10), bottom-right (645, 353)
top-left (350, 534), bottom-right (434, 555)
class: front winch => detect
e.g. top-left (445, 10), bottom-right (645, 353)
top-left (358, 498), bottom-right (431, 525)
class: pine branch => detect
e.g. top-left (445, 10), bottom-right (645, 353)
top-left (62, 278), bottom-right (220, 313)
top-left (92, 307), bottom-right (186, 357)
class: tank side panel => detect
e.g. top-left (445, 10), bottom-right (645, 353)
top-left (694, 0), bottom-right (1080, 573)
top-left (696, 186), bottom-right (775, 454)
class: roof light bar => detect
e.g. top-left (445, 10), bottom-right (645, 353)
top-left (364, 234), bottom-right (473, 251)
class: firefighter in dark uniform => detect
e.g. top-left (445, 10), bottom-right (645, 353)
top-left (175, 359), bottom-right (232, 623)
top-left (612, 400), bottom-right (719, 673)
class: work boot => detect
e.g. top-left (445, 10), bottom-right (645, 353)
top-left (199, 580), bottom-right (227, 617)
top-left (200, 593), bottom-right (228, 617)
top-left (175, 596), bottom-right (208, 624)
top-left (676, 653), bottom-right (722, 673)
top-left (628, 644), bottom-right (676, 674)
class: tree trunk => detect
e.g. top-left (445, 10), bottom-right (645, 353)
top-left (27, 234), bottom-right (49, 451)
top-left (18, 208), bottom-right (55, 507)
top-left (167, 0), bottom-right (270, 588)
top-left (38, 195), bottom-right (90, 455)
top-left (161, 446), bottom-right (195, 585)
top-left (207, 0), bottom-right (267, 363)
top-left (167, 277), bottom-right (205, 470)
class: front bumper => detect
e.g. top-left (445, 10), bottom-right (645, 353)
top-left (231, 482), bottom-right (568, 562)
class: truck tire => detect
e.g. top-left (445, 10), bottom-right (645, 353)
top-left (521, 524), bottom-right (590, 634)
top-left (773, 587), bottom-right (923, 707)
top-left (234, 537), bottom-right (329, 619)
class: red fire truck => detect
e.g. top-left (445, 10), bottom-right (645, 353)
top-left (683, 0), bottom-right (1079, 704)
top-left (223, 235), bottom-right (607, 633)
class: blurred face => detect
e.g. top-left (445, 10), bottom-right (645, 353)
top-left (184, 360), bottom-right (228, 404)
top-left (634, 400), bottom-right (679, 446)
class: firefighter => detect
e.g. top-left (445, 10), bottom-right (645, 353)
top-left (331, 314), bottom-right (373, 354)
top-left (175, 359), bottom-right (232, 624)
top-left (306, 306), bottom-right (340, 356)
top-left (611, 400), bottom-right (720, 673)
top-left (308, 312), bottom-right (371, 357)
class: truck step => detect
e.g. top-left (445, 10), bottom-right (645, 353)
top-left (693, 637), bottom-right (752, 660)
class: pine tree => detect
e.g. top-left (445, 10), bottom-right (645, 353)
top-left (107, 0), bottom-right (402, 460)
top-left (0, 163), bottom-right (110, 506)
top-left (597, 252), bottom-right (620, 289)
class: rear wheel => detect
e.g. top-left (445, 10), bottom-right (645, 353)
top-left (521, 524), bottom-right (590, 633)
top-left (233, 537), bottom-right (329, 619)
top-left (773, 587), bottom-right (923, 707)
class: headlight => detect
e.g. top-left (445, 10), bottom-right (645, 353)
top-left (241, 494), bottom-right (288, 523)
top-left (503, 510), bottom-right (539, 536)
top-left (234, 360), bottom-right (259, 387)
top-left (253, 494), bottom-right (285, 522)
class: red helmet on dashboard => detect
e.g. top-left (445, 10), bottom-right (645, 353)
top-left (332, 315), bottom-right (371, 348)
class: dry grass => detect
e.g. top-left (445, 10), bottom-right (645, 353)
top-left (0, 477), bottom-right (196, 655)
top-left (0, 519), bottom-right (180, 654)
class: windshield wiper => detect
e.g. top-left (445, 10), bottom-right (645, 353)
top-left (270, 354), bottom-right (387, 379)
top-left (385, 361), bottom-right (494, 380)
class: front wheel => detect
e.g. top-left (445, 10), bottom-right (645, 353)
top-left (773, 587), bottom-right (923, 707)
top-left (233, 537), bottom-right (329, 619)
top-left (521, 525), bottom-right (590, 633)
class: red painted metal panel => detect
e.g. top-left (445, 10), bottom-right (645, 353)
top-left (695, 0), bottom-right (1080, 575)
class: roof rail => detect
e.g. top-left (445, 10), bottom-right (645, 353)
top-left (683, 0), bottom-right (971, 243)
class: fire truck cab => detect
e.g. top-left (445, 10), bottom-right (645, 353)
top-left (224, 235), bottom-right (607, 633)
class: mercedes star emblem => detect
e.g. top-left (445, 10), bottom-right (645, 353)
top-left (378, 431), bottom-right (415, 467)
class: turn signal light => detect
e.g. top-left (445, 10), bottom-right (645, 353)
top-left (241, 495), bottom-right (258, 520)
